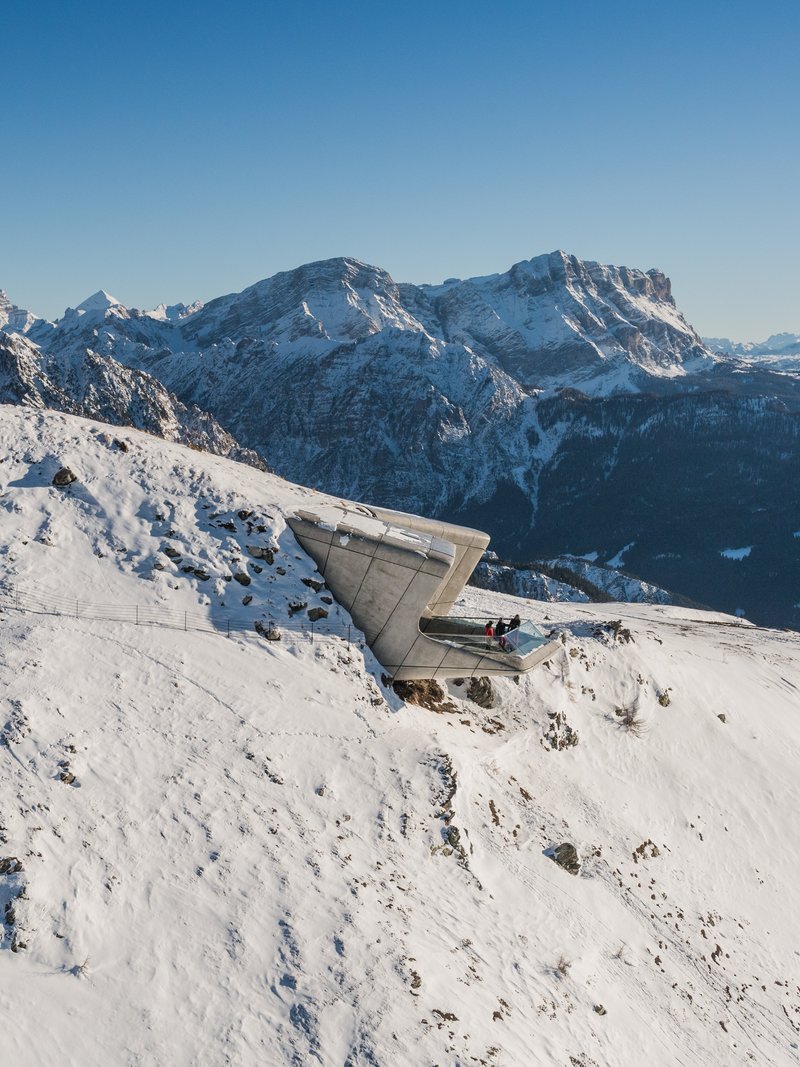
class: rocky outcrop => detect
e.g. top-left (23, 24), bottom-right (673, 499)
top-left (466, 677), bottom-right (495, 709)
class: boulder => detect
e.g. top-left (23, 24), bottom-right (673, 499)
top-left (52, 467), bottom-right (77, 487)
top-left (467, 676), bottom-right (496, 709)
top-left (307, 607), bottom-right (328, 622)
top-left (550, 842), bottom-right (580, 875)
top-left (233, 572), bottom-right (251, 586)
top-left (392, 680), bottom-right (458, 714)
top-left (255, 620), bottom-right (281, 641)
top-left (247, 545), bottom-right (275, 564)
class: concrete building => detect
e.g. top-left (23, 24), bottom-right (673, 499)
top-left (287, 501), bottom-right (559, 681)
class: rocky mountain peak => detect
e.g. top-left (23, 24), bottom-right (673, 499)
top-left (0, 289), bottom-right (41, 335)
top-left (75, 289), bottom-right (123, 314)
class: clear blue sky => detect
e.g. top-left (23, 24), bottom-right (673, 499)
top-left (1, 0), bottom-right (797, 338)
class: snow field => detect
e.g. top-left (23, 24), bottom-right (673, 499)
top-left (0, 406), bottom-right (799, 1065)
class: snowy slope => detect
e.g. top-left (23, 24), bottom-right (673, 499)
top-left (1, 406), bottom-right (800, 1066)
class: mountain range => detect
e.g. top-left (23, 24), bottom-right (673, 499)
top-left (1, 250), bottom-right (798, 628)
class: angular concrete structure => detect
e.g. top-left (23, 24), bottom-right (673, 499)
top-left (287, 501), bottom-right (560, 681)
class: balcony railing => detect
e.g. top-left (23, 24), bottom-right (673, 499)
top-left (419, 616), bottom-right (549, 660)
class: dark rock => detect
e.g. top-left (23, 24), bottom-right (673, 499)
top-left (718, 713), bottom-right (727, 723)
top-left (237, 509), bottom-right (254, 520)
top-left (0, 857), bottom-right (23, 875)
top-left (301, 577), bottom-right (325, 592)
top-left (233, 572), bottom-right (251, 586)
top-left (593, 1004), bottom-right (607, 1016)
top-left (247, 545), bottom-right (275, 564)
top-left (217, 520), bottom-right (236, 532)
top-left (52, 467), bottom-right (77, 487)
top-left (288, 601), bottom-right (307, 616)
top-left (392, 680), bottom-right (458, 714)
top-left (276, 566), bottom-right (286, 575)
top-left (242, 595), bottom-right (253, 606)
top-left (252, 564), bottom-right (263, 574)
top-left (320, 595), bottom-right (333, 605)
top-left (255, 620), bottom-right (281, 641)
top-left (307, 607), bottom-right (328, 622)
top-left (444, 826), bottom-right (461, 848)
top-left (550, 842), bottom-right (580, 875)
top-left (59, 771), bottom-right (76, 785)
top-left (467, 676), bottom-right (496, 709)
top-left (163, 544), bottom-right (181, 559)
top-left (193, 569), bottom-right (210, 581)
top-left (112, 438), bottom-right (129, 452)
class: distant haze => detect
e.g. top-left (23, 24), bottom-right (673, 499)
top-left (1, 0), bottom-right (797, 340)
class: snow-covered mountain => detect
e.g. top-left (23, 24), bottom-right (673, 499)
top-left (0, 290), bottom-right (43, 337)
top-left (0, 330), bottom-right (263, 468)
top-left (3, 253), bottom-right (799, 629)
top-left (704, 333), bottom-right (800, 376)
top-left (22, 252), bottom-right (718, 396)
top-left (470, 553), bottom-right (678, 607)
top-left (704, 332), bottom-right (800, 358)
top-left (1, 404), bottom-right (800, 1066)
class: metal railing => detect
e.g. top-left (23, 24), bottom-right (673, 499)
top-left (0, 581), bottom-right (360, 647)
top-left (420, 616), bottom-right (549, 658)
top-left (0, 582), bottom-right (551, 664)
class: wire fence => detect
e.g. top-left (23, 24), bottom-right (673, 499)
top-left (0, 581), bottom-right (362, 648)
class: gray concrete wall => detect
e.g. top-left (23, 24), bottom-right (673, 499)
top-left (287, 501), bottom-right (557, 681)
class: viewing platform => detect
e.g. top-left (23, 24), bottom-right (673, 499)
top-left (287, 502), bottom-right (560, 681)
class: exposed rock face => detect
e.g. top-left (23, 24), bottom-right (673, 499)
top-left (392, 679), bottom-right (458, 714)
top-left (0, 331), bottom-right (264, 469)
top-left (467, 676), bottom-right (496, 709)
top-left (0, 290), bottom-right (42, 336)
